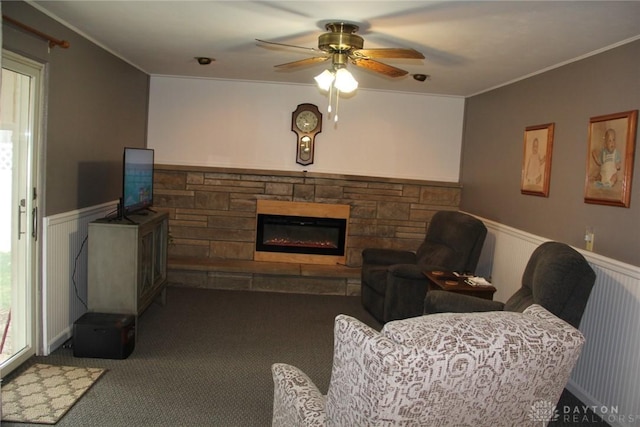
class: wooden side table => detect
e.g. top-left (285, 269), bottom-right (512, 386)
top-left (423, 271), bottom-right (496, 300)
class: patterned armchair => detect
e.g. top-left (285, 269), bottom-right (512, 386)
top-left (272, 305), bottom-right (585, 426)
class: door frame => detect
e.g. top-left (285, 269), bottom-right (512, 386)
top-left (1, 49), bottom-right (46, 377)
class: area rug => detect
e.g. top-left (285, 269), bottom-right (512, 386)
top-left (1, 363), bottom-right (106, 424)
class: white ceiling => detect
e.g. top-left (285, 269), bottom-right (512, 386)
top-left (29, 1), bottom-right (640, 97)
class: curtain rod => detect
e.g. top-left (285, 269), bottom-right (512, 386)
top-left (3, 14), bottom-right (70, 49)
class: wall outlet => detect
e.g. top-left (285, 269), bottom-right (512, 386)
top-left (585, 227), bottom-right (595, 251)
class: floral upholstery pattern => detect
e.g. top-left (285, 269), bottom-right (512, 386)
top-left (272, 363), bottom-right (326, 426)
top-left (272, 304), bottom-right (584, 426)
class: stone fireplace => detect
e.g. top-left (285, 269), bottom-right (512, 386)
top-left (157, 165), bottom-right (462, 296)
top-left (254, 200), bottom-right (350, 265)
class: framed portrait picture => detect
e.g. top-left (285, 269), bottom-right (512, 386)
top-left (521, 123), bottom-right (554, 197)
top-left (584, 110), bottom-right (638, 207)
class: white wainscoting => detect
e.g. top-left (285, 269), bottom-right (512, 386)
top-left (474, 215), bottom-right (640, 427)
top-left (41, 201), bottom-right (117, 355)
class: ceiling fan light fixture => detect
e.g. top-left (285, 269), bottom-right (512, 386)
top-left (314, 69), bottom-right (335, 91)
top-left (314, 66), bottom-right (358, 123)
top-left (334, 68), bottom-right (358, 93)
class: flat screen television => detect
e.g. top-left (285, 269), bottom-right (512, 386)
top-left (122, 147), bottom-right (154, 215)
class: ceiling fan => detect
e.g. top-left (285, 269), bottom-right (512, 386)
top-left (257, 22), bottom-right (425, 78)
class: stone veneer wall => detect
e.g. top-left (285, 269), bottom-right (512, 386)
top-left (154, 164), bottom-right (462, 294)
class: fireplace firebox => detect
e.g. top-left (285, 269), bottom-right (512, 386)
top-left (256, 214), bottom-right (346, 256)
top-left (254, 200), bottom-right (350, 265)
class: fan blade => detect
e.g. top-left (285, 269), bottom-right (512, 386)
top-left (275, 56), bottom-right (330, 69)
top-left (352, 48), bottom-right (425, 59)
top-left (351, 58), bottom-right (408, 78)
top-left (256, 39), bottom-right (321, 53)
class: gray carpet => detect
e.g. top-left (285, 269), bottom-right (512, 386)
top-left (2, 287), bottom-right (380, 426)
top-left (2, 287), bottom-right (606, 426)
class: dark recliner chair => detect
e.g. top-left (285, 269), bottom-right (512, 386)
top-left (361, 210), bottom-right (487, 324)
top-left (424, 241), bottom-right (596, 329)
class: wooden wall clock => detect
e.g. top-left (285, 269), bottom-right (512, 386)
top-left (291, 103), bottom-right (322, 166)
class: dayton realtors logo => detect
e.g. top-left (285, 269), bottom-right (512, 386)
top-left (528, 400), bottom-right (640, 425)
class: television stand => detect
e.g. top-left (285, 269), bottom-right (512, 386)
top-left (88, 210), bottom-right (169, 316)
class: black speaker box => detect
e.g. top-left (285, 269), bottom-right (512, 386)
top-left (73, 312), bottom-right (135, 359)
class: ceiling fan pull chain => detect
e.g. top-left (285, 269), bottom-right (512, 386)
top-left (334, 89), bottom-right (340, 123)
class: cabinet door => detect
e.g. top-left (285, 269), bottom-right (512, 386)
top-left (138, 231), bottom-right (154, 298)
top-left (152, 219), bottom-right (168, 286)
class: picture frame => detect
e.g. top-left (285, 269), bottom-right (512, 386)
top-left (521, 123), bottom-right (554, 197)
top-left (584, 110), bottom-right (638, 207)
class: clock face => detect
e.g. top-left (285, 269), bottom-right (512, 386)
top-left (295, 110), bottom-right (319, 133)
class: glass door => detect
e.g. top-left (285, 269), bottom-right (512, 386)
top-left (0, 51), bottom-right (43, 377)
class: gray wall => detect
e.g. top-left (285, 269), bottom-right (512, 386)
top-left (2, 1), bottom-right (149, 216)
top-left (461, 40), bottom-right (640, 266)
